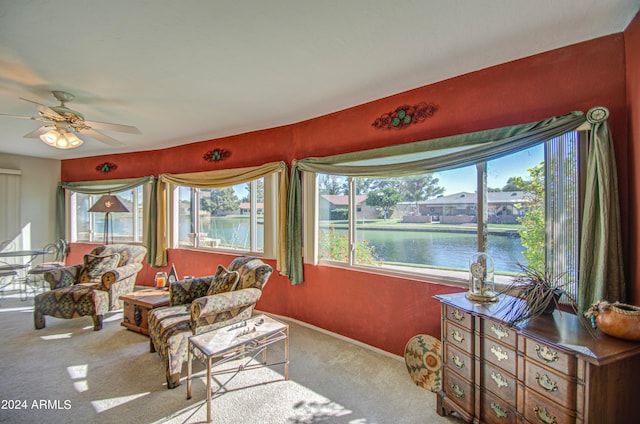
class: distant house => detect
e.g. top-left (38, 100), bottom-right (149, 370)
top-left (318, 194), bottom-right (378, 220)
top-left (238, 202), bottom-right (264, 214)
top-left (398, 191), bottom-right (532, 224)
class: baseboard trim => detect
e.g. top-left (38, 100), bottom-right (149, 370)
top-left (256, 309), bottom-right (404, 363)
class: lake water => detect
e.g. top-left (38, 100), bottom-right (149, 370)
top-left (183, 217), bottom-right (526, 273)
top-left (355, 228), bottom-right (525, 273)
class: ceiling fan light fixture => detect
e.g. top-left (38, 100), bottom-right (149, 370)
top-left (40, 129), bottom-right (60, 146)
top-left (39, 128), bottom-right (83, 149)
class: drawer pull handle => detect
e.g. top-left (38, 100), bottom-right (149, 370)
top-left (452, 354), bottom-right (465, 369)
top-left (490, 345), bottom-right (509, 362)
top-left (491, 402), bottom-right (508, 419)
top-left (490, 324), bottom-right (509, 340)
top-left (535, 372), bottom-right (558, 392)
top-left (533, 406), bottom-right (557, 424)
top-left (451, 384), bottom-right (464, 398)
top-left (451, 330), bottom-right (465, 343)
top-left (451, 309), bottom-right (464, 322)
top-left (491, 371), bottom-right (508, 388)
top-left (535, 344), bottom-right (559, 363)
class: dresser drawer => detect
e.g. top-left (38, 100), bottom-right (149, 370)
top-left (524, 339), bottom-right (575, 377)
top-left (481, 389), bottom-right (517, 424)
top-left (523, 387), bottom-right (575, 424)
top-left (445, 343), bottom-right (473, 381)
top-left (482, 336), bottom-right (517, 375)
top-left (482, 318), bottom-right (517, 348)
top-left (481, 360), bottom-right (517, 405)
top-left (445, 304), bottom-right (473, 330)
top-left (445, 321), bottom-right (473, 353)
top-left (524, 359), bottom-right (576, 410)
top-left (444, 368), bottom-right (474, 415)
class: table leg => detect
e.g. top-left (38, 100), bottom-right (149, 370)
top-left (187, 342), bottom-right (192, 400)
top-left (285, 326), bottom-right (289, 380)
top-left (207, 356), bottom-right (212, 423)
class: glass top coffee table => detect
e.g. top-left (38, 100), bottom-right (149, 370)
top-left (186, 314), bottom-right (289, 422)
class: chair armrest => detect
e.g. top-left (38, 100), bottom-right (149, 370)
top-left (100, 263), bottom-right (143, 289)
top-left (44, 264), bottom-right (83, 289)
top-left (190, 288), bottom-right (262, 333)
top-left (169, 276), bottom-right (213, 306)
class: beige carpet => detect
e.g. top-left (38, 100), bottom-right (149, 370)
top-left (0, 288), bottom-right (462, 424)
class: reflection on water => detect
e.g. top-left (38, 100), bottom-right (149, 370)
top-left (180, 216), bottom-right (264, 250)
top-left (353, 228), bottom-right (525, 273)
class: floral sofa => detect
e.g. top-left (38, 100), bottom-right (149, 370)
top-left (34, 244), bottom-right (147, 331)
top-left (148, 256), bottom-right (272, 389)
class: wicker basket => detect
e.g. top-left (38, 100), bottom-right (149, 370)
top-left (586, 300), bottom-right (640, 342)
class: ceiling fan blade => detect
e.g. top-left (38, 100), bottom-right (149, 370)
top-left (81, 128), bottom-right (124, 146)
top-left (23, 126), bottom-right (51, 139)
top-left (19, 97), bottom-right (63, 119)
top-left (0, 113), bottom-right (40, 120)
top-left (84, 119), bottom-right (141, 134)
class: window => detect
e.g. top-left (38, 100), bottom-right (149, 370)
top-left (70, 186), bottom-right (145, 243)
top-left (174, 179), bottom-right (265, 253)
top-left (314, 132), bottom-right (585, 287)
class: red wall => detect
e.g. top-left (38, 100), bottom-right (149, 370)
top-left (62, 32), bottom-right (633, 356)
top-left (625, 12), bottom-right (640, 305)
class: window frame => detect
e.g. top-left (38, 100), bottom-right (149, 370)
top-left (306, 130), bottom-right (588, 289)
top-left (168, 174), bottom-right (278, 258)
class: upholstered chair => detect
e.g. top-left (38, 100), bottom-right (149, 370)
top-left (148, 256), bottom-right (272, 389)
top-left (43, 244), bottom-right (147, 310)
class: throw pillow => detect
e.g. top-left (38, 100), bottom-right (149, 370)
top-left (78, 253), bottom-right (121, 284)
top-left (206, 265), bottom-right (240, 296)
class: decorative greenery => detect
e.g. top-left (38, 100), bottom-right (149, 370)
top-left (203, 148), bottom-right (231, 162)
top-left (496, 263), bottom-right (574, 326)
top-left (318, 227), bottom-right (381, 265)
top-left (371, 102), bottom-right (438, 130)
top-left (96, 162), bottom-right (117, 173)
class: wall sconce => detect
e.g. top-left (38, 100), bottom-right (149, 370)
top-left (89, 194), bottom-right (130, 244)
top-left (40, 129), bottom-right (83, 149)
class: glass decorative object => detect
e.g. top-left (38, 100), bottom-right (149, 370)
top-left (155, 271), bottom-right (168, 288)
top-left (466, 252), bottom-right (498, 302)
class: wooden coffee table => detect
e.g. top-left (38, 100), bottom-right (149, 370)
top-left (120, 288), bottom-right (170, 335)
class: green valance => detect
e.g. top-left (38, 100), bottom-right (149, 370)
top-left (57, 176), bottom-right (156, 262)
top-left (287, 109), bottom-right (626, 314)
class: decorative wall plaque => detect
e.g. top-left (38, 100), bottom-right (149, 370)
top-left (372, 102), bottom-right (438, 130)
top-left (203, 148), bottom-right (231, 162)
top-left (96, 162), bottom-right (117, 173)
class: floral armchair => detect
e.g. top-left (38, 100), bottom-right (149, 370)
top-left (148, 256), bottom-right (272, 389)
top-left (43, 244), bottom-right (147, 310)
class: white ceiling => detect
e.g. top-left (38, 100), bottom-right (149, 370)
top-left (1, 0), bottom-right (638, 160)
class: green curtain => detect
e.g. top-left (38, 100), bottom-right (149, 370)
top-left (578, 107), bottom-right (626, 312)
top-left (58, 176), bottom-right (156, 262)
top-left (287, 110), bottom-right (624, 294)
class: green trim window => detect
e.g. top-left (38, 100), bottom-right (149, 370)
top-left (312, 132), bottom-right (585, 288)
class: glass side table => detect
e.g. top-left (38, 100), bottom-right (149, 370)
top-left (187, 314), bottom-right (289, 422)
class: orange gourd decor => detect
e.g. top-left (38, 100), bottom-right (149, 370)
top-left (586, 300), bottom-right (640, 342)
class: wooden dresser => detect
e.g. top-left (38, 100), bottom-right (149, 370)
top-left (435, 292), bottom-right (640, 424)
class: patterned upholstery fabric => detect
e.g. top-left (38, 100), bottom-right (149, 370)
top-left (78, 253), bottom-right (121, 284)
top-left (148, 257), bottom-right (272, 389)
top-left (44, 244), bottom-right (147, 311)
top-left (34, 284), bottom-right (109, 331)
top-left (227, 256), bottom-right (272, 290)
top-left (206, 265), bottom-right (240, 296)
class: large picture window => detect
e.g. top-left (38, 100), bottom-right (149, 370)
top-left (174, 179), bottom-right (265, 253)
top-left (314, 132), bottom-right (585, 288)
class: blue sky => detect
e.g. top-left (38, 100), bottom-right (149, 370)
top-left (434, 144), bottom-right (543, 194)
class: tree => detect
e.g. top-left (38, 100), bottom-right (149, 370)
top-left (399, 174), bottom-right (444, 213)
top-left (510, 163), bottom-right (545, 273)
top-left (318, 174), bottom-right (347, 195)
top-left (365, 186), bottom-right (402, 219)
top-left (200, 187), bottom-right (240, 215)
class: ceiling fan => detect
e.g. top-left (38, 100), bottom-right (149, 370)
top-left (0, 90), bottom-right (141, 149)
